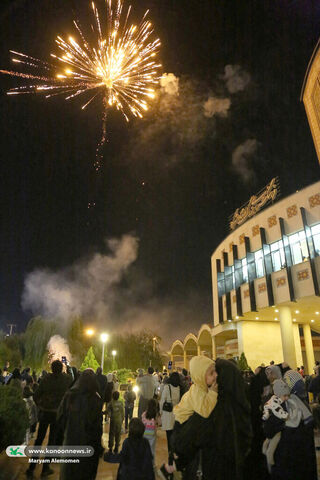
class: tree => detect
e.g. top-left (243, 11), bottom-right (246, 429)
top-left (80, 346), bottom-right (100, 371)
top-left (238, 352), bottom-right (250, 371)
top-left (67, 317), bottom-right (88, 368)
top-left (0, 333), bottom-right (24, 369)
top-left (24, 317), bottom-right (59, 370)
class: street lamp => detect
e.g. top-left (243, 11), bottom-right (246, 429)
top-left (152, 336), bottom-right (157, 353)
top-left (100, 333), bottom-right (109, 373)
top-left (85, 328), bottom-right (95, 337)
top-left (112, 349), bottom-right (117, 358)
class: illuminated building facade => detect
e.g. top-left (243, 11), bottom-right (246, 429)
top-left (169, 42), bottom-right (320, 373)
top-left (169, 182), bottom-right (320, 373)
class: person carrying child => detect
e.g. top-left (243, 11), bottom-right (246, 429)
top-left (262, 379), bottom-right (289, 473)
top-left (107, 390), bottom-right (124, 454)
top-left (142, 398), bottom-right (158, 464)
top-left (159, 355), bottom-right (218, 479)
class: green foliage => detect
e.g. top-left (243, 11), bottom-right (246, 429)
top-left (238, 352), bottom-right (250, 371)
top-left (80, 346), bottom-right (100, 371)
top-left (0, 334), bottom-right (24, 370)
top-left (67, 317), bottom-right (88, 368)
top-left (115, 368), bottom-right (132, 384)
top-left (0, 385), bottom-right (29, 452)
top-left (110, 331), bottom-right (163, 371)
top-left (0, 317), bottom-right (163, 375)
top-left (24, 317), bottom-right (59, 370)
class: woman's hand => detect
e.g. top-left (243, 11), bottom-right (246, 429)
top-left (209, 380), bottom-right (218, 393)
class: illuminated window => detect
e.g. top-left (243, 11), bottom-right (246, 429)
top-left (289, 231), bottom-right (309, 264)
top-left (242, 258), bottom-right (248, 283)
top-left (312, 224), bottom-right (320, 256)
top-left (254, 250), bottom-right (264, 278)
top-left (270, 240), bottom-right (286, 272)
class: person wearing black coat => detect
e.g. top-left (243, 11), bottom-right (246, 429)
top-left (96, 367), bottom-right (108, 399)
top-left (171, 358), bottom-right (252, 480)
top-left (56, 368), bottom-right (103, 480)
top-left (113, 417), bottom-right (154, 480)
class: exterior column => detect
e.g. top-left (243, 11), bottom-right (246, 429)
top-left (293, 323), bottom-right (303, 369)
top-left (303, 323), bottom-right (315, 375)
top-left (183, 351), bottom-right (187, 369)
top-left (197, 345), bottom-right (201, 356)
top-left (279, 306), bottom-right (297, 369)
top-left (212, 336), bottom-right (216, 360)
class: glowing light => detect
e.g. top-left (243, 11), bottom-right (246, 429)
top-left (1, 0), bottom-right (161, 169)
top-left (85, 328), bottom-right (95, 336)
top-left (295, 310), bottom-right (300, 314)
top-left (112, 349), bottom-right (117, 356)
top-left (275, 309), bottom-right (279, 313)
top-left (274, 318), bottom-right (278, 321)
top-left (100, 333), bottom-right (109, 343)
top-left (132, 385), bottom-right (139, 393)
top-left (316, 312), bottom-right (319, 315)
top-left (255, 316), bottom-right (259, 320)
top-left (311, 319), bottom-right (315, 323)
top-left (293, 319), bottom-right (296, 322)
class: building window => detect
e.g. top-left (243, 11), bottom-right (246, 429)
top-left (270, 240), bottom-right (286, 272)
top-left (312, 224), bottom-right (320, 256)
top-left (288, 231), bottom-right (309, 264)
top-left (254, 250), bottom-right (265, 278)
top-left (225, 268), bottom-right (234, 292)
top-left (242, 258), bottom-right (248, 283)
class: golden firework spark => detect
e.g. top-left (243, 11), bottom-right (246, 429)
top-left (1, 0), bottom-right (161, 169)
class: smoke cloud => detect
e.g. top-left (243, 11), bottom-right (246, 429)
top-left (231, 138), bottom-right (259, 183)
top-left (22, 235), bottom-right (139, 321)
top-left (222, 64), bottom-right (251, 93)
top-left (203, 96), bottom-right (231, 118)
top-left (124, 75), bottom-right (221, 167)
top-left (22, 234), bottom-right (210, 349)
top-left (160, 73), bottom-right (180, 96)
top-left (47, 334), bottom-right (72, 363)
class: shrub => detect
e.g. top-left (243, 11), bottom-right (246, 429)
top-left (115, 368), bottom-right (132, 384)
top-left (0, 385), bottom-right (29, 452)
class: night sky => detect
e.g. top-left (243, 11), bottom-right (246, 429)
top-left (1, 0), bottom-right (320, 346)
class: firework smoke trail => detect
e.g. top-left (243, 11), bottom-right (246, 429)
top-left (0, 0), bottom-right (162, 170)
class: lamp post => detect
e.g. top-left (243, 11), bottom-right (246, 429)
top-left (111, 349), bottom-right (117, 369)
top-left (100, 333), bottom-right (109, 373)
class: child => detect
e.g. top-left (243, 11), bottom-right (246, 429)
top-left (107, 390), bottom-right (124, 453)
top-left (262, 379), bottom-right (290, 473)
top-left (142, 398), bottom-right (158, 464)
top-left (159, 356), bottom-right (218, 479)
top-left (124, 384), bottom-right (136, 432)
top-left (112, 417), bottom-right (155, 480)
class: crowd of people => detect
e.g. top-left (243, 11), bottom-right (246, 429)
top-left (0, 357), bottom-right (319, 480)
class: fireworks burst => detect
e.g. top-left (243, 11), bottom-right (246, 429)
top-left (1, 0), bottom-right (162, 170)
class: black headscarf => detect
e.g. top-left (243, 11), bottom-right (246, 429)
top-left (168, 371), bottom-right (183, 399)
top-left (193, 359), bottom-right (252, 480)
top-left (7, 368), bottom-right (21, 384)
